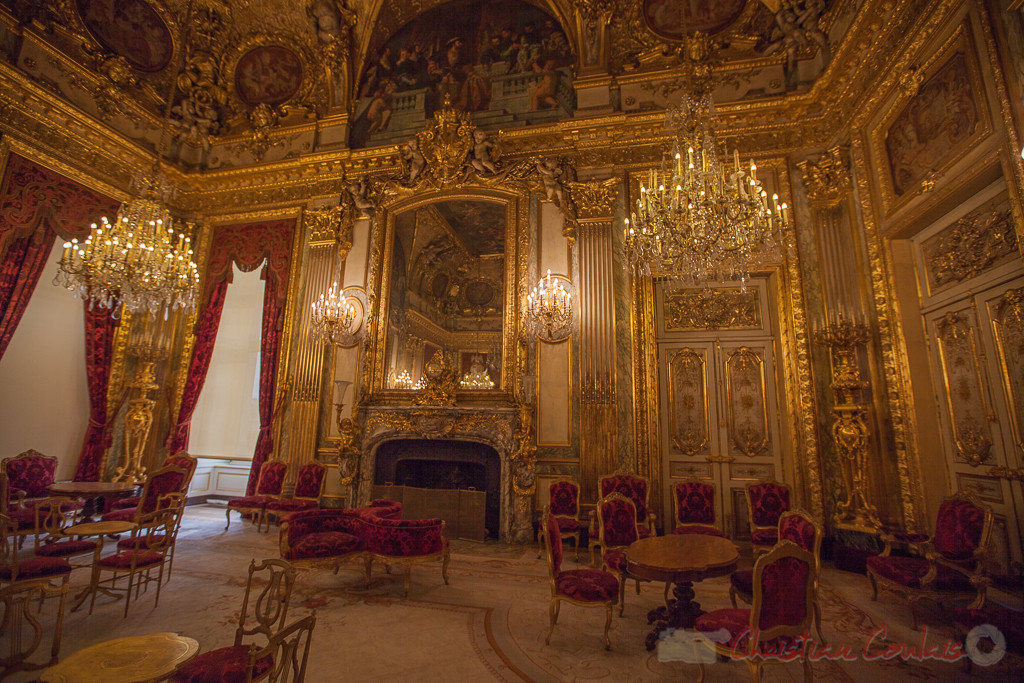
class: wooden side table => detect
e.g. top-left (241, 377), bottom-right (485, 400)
top-left (41, 632), bottom-right (199, 683)
top-left (48, 481), bottom-right (138, 521)
top-left (626, 534), bottom-right (739, 650)
top-left (64, 520), bottom-right (137, 611)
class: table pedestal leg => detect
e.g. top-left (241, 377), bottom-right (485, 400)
top-left (644, 581), bottom-right (705, 651)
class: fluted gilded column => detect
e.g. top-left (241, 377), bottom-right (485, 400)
top-left (283, 206), bottom-right (351, 476)
top-left (569, 178), bottom-right (619, 503)
top-left (798, 147), bottom-right (886, 530)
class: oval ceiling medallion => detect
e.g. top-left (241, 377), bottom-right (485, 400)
top-left (464, 279), bottom-right (496, 308)
top-left (76, 0), bottom-right (173, 72)
top-left (642, 0), bottom-right (747, 39)
top-left (234, 46), bottom-right (304, 106)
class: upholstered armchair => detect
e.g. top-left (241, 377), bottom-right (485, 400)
top-left (595, 469), bottom-right (656, 537)
top-left (542, 510), bottom-right (618, 651)
top-left (102, 465), bottom-right (188, 524)
top-left (363, 515), bottom-right (450, 597)
top-left (866, 492), bottom-right (993, 629)
top-left (225, 461), bottom-right (289, 532)
top-left (744, 480), bottom-right (791, 556)
top-left (279, 508), bottom-right (369, 578)
top-left (264, 461), bottom-right (328, 528)
top-left (594, 492), bottom-right (644, 617)
top-left (696, 541), bottom-right (816, 682)
top-left (729, 509), bottom-right (826, 645)
top-left (672, 479), bottom-right (727, 537)
top-left (2, 450), bottom-right (58, 509)
top-left (110, 452), bottom-right (197, 511)
top-left (537, 478), bottom-right (582, 560)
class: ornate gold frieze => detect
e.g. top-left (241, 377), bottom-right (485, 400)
top-left (921, 197), bottom-right (1016, 290)
top-left (305, 205), bottom-right (353, 260)
top-left (663, 287), bottom-right (761, 331)
top-left (935, 311), bottom-right (994, 466)
top-left (797, 146), bottom-right (851, 208)
top-left (566, 177), bottom-right (618, 221)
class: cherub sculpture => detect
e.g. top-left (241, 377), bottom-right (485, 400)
top-left (401, 137), bottom-right (426, 185)
top-left (468, 129), bottom-right (499, 175)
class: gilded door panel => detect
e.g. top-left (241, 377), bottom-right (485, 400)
top-left (667, 348), bottom-right (711, 456)
top-left (724, 347), bottom-right (770, 458)
top-left (989, 285), bottom-right (1024, 458)
top-left (933, 309), bottom-right (994, 466)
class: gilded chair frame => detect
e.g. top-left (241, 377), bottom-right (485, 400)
top-left (867, 492), bottom-right (993, 630)
top-left (730, 508), bottom-right (826, 646)
top-left (542, 507), bottom-right (615, 651)
top-left (701, 541), bottom-right (816, 683)
top-left (245, 612), bottom-right (317, 683)
top-left (537, 478), bottom-right (581, 561)
top-left (744, 479), bottom-right (791, 557)
top-left (594, 466), bottom-right (657, 535)
top-left (264, 460), bottom-right (328, 530)
top-left (226, 461), bottom-right (290, 532)
top-left (672, 477), bottom-right (723, 535)
top-left (1, 449), bottom-right (58, 504)
top-left (0, 512), bottom-right (71, 586)
top-left (594, 491), bottom-right (646, 617)
top-left (32, 496), bottom-right (98, 569)
top-left (0, 577), bottom-right (69, 678)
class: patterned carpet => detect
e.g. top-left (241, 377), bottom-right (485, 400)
top-left (8, 505), bottom-right (1022, 682)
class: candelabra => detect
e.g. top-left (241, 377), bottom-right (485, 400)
top-left (460, 355), bottom-right (495, 390)
top-left (624, 88), bottom-right (788, 286)
top-left (815, 314), bottom-right (880, 532)
top-left (525, 270), bottom-right (574, 341)
top-left (311, 282), bottom-right (364, 346)
top-left (114, 311), bottom-right (177, 483)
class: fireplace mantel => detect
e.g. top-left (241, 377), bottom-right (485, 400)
top-left (355, 404), bottom-right (534, 543)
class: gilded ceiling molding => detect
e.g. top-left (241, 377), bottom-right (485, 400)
top-left (850, 137), bottom-right (924, 530)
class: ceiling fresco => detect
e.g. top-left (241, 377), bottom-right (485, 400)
top-left (433, 200), bottom-right (506, 257)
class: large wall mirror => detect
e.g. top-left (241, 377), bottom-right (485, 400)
top-left (380, 196), bottom-right (517, 396)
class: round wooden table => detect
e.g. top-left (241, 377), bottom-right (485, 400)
top-left (41, 632), bottom-right (199, 683)
top-left (48, 481), bottom-right (138, 521)
top-left (63, 520), bottom-right (138, 611)
top-left (626, 534), bottom-right (739, 651)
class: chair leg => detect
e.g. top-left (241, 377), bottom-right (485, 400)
top-left (537, 528), bottom-right (544, 559)
top-left (729, 585), bottom-right (738, 608)
top-left (442, 548), bottom-right (450, 586)
top-left (603, 604), bottom-right (612, 650)
top-left (803, 650), bottom-right (814, 681)
top-left (813, 602), bottom-right (826, 646)
top-left (545, 599), bottom-right (557, 645)
top-left (868, 571), bottom-right (878, 600)
top-left (697, 662), bottom-right (706, 683)
top-left (745, 657), bottom-right (763, 682)
top-left (363, 556), bottom-right (373, 589)
top-left (618, 575), bottom-right (626, 617)
top-left (403, 565), bottom-right (412, 598)
top-left (225, 508), bottom-right (232, 531)
top-left (664, 582), bottom-right (671, 604)
top-left (123, 571), bottom-right (134, 618)
top-left (635, 579), bottom-right (641, 595)
top-left (154, 562), bottom-right (166, 608)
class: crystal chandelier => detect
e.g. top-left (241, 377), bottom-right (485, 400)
top-left (54, 173), bottom-right (200, 316)
top-left (310, 282), bottom-right (362, 346)
top-left (624, 88), bottom-right (789, 286)
top-left (525, 270), bottom-right (574, 342)
top-left (394, 370), bottom-right (415, 389)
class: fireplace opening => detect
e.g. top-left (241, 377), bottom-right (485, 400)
top-left (373, 439), bottom-right (500, 540)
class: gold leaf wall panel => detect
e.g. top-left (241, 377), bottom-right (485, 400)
top-left (667, 348), bottom-right (709, 456)
top-left (992, 287), bottom-right (1024, 455)
top-left (935, 311), bottom-right (993, 465)
top-left (725, 347), bottom-right (769, 457)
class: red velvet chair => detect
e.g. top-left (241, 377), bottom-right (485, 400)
top-left (264, 461), bottom-right (328, 529)
top-left (672, 479), bottom-right (727, 538)
top-left (102, 465), bottom-right (188, 524)
top-left (594, 492), bottom-right (645, 617)
top-left (866, 493), bottom-right (993, 629)
top-left (696, 541), bottom-right (816, 682)
top-left (115, 492), bottom-right (187, 585)
top-left (0, 513), bottom-right (72, 586)
top-left (0, 473), bottom-right (37, 545)
top-left (537, 478), bottom-right (582, 561)
top-left (225, 461), bottom-right (289, 532)
top-left (32, 497), bottom-right (99, 569)
top-left (595, 468), bottom-right (656, 537)
top-left (744, 480), bottom-right (791, 556)
top-left (2, 450), bottom-right (58, 509)
top-left (542, 510), bottom-right (618, 651)
top-left (110, 452), bottom-right (197, 511)
top-left (170, 558), bottom-right (299, 683)
top-left (729, 509), bottom-right (826, 645)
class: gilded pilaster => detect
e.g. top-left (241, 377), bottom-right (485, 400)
top-left (572, 178), bottom-right (619, 503)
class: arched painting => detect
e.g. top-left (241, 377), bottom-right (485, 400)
top-left (234, 46), bottom-right (304, 106)
top-left (642, 0), bottom-right (747, 39)
top-left (351, 0), bottom-right (575, 149)
top-left (76, 0), bottom-right (173, 72)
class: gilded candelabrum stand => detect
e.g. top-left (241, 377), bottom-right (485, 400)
top-left (114, 314), bottom-right (174, 483)
top-left (815, 316), bottom-right (881, 533)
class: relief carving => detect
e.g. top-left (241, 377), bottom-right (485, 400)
top-left (725, 348), bottom-right (769, 457)
top-left (664, 287), bottom-right (761, 330)
top-left (797, 146), bottom-right (850, 208)
top-left (668, 349), bottom-right (708, 455)
top-left (935, 312), bottom-right (993, 466)
top-left (922, 197), bottom-right (1016, 290)
top-left (993, 287), bottom-right (1024, 457)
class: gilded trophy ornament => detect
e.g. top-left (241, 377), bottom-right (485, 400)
top-left (797, 146), bottom-right (851, 209)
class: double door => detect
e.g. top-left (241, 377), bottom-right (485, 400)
top-left (657, 331), bottom-right (784, 538)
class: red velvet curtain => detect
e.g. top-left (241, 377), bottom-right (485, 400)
top-left (0, 226), bottom-right (55, 360)
top-left (165, 220), bottom-right (295, 485)
top-left (73, 302), bottom-right (121, 481)
top-left (250, 273), bottom-right (284, 495)
top-left (165, 280), bottom-right (228, 453)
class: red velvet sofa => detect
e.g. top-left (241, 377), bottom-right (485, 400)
top-left (279, 500), bottom-right (450, 597)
